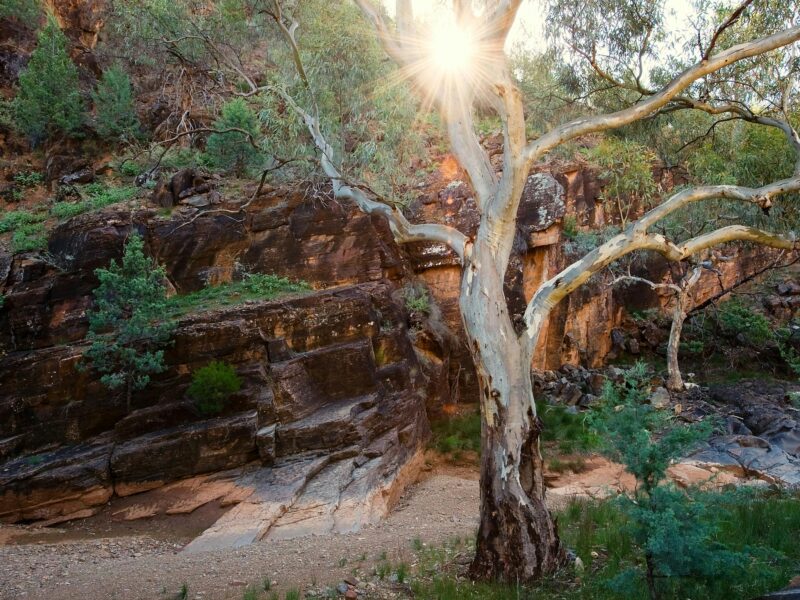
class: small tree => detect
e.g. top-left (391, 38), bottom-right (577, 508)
top-left (14, 17), bottom-right (84, 144)
top-left (83, 233), bottom-right (174, 413)
top-left (204, 98), bottom-right (262, 176)
top-left (92, 64), bottom-right (141, 141)
top-left (589, 363), bottom-right (742, 600)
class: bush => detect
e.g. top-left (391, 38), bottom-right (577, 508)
top-left (51, 183), bottom-right (138, 220)
top-left (13, 171), bottom-right (43, 187)
top-left (562, 214), bottom-right (578, 239)
top-left (11, 222), bottom-right (47, 252)
top-left (403, 285), bottom-right (431, 314)
top-left (92, 64), bottom-right (141, 141)
top-left (188, 361), bottom-right (242, 416)
top-left (204, 99), bottom-right (263, 176)
top-left (716, 299), bottom-right (773, 348)
top-left (584, 362), bottom-right (771, 599)
top-left (0, 0), bottom-right (41, 22)
top-left (430, 411), bottom-right (481, 458)
top-left (14, 17), bottom-right (84, 144)
top-left (0, 209), bottom-right (46, 233)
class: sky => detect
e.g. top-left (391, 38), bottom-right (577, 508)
top-left (379, 0), bottom-right (705, 53)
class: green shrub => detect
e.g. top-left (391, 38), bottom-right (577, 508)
top-left (0, 209), bottom-right (46, 233)
top-left (204, 98), bottom-right (263, 176)
top-left (430, 411), bottom-right (481, 457)
top-left (562, 214), bottom-right (578, 239)
top-left (92, 64), bottom-right (141, 141)
top-left (51, 183), bottom-right (137, 220)
top-left (13, 171), bottom-right (43, 187)
top-left (11, 222), bottom-right (47, 253)
top-left (0, 0), bottom-right (41, 22)
top-left (716, 299), bottom-right (773, 348)
top-left (403, 285), bottom-right (431, 314)
top-left (187, 361), bottom-right (242, 416)
top-left (14, 17), bottom-right (84, 144)
top-left (585, 362), bottom-right (770, 599)
top-left (776, 326), bottom-right (800, 378)
top-left (538, 400), bottom-right (598, 454)
top-left (240, 273), bottom-right (311, 297)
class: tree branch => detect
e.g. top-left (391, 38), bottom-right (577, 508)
top-left (703, 0), bottom-right (755, 60)
top-left (523, 25), bottom-right (800, 168)
top-left (267, 0), bottom-right (468, 260)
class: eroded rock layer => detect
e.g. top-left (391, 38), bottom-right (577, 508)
top-left (0, 281), bottom-right (430, 541)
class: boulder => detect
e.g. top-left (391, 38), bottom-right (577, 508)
top-left (649, 387), bottom-right (670, 409)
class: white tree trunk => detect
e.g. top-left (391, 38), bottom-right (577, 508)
top-left (460, 238), bottom-right (565, 580)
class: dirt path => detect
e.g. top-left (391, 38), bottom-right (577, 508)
top-left (0, 451), bottom-right (745, 600)
top-left (0, 467), bottom-right (480, 600)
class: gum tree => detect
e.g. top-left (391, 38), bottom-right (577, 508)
top-left (242, 0), bottom-right (800, 582)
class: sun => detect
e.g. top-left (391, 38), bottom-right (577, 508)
top-left (427, 20), bottom-right (477, 78)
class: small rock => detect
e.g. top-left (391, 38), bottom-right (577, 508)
top-left (337, 582), bottom-right (349, 595)
top-left (649, 387), bottom-right (670, 409)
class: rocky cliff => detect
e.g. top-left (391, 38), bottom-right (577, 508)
top-left (0, 188), bottom-right (438, 547)
top-left (0, 161), bottom-right (787, 544)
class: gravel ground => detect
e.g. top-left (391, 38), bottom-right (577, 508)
top-left (0, 470), bottom-right (480, 600)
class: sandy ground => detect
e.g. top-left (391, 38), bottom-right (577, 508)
top-left (0, 465), bottom-right (481, 600)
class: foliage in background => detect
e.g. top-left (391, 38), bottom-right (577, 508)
top-left (0, 0), bottom-right (41, 22)
top-left (204, 98), bottom-right (263, 176)
top-left (167, 273), bottom-right (311, 317)
top-left (403, 285), bottom-right (431, 315)
top-left (430, 411), bottom-right (481, 459)
top-left (582, 137), bottom-right (659, 226)
top-left (82, 234), bottom-right (174, 412)
top-left (51, 182), bottom-right (138, 220)
top-left (92, 64), bottom-right (141, 141)
top-left (259, 0), bottom-right (427, 201)
top-left (14, 18), bottom-right (84, 144)
top-left (715, 298), bottom-right (774, 348)
top-left (187, 361), bottom-right (241, 416)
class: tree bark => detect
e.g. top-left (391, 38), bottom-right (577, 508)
top-left (666, 267), bottom-right (701, 392)
top-left (665, 300), bottom-right (686, 392)
top-left (462, 239), bottom-right (566, 581)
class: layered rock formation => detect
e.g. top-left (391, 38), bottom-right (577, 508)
top-left (0, 281), bottom-right (430, 542)
top-left (0, 189), bottom-right (436, 546)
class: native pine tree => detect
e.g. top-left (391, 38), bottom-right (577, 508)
top-left (92, 64), bottom-right (141, 141)
top-left (83, 234), bottom-right (174, 413)
top-left (205, 98), bottom-right (263, 176)
top-left (14, 17), bottom-right (84, 144)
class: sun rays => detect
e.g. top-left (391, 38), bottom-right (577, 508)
top-left (366, 10), bottom-right (502, 120)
